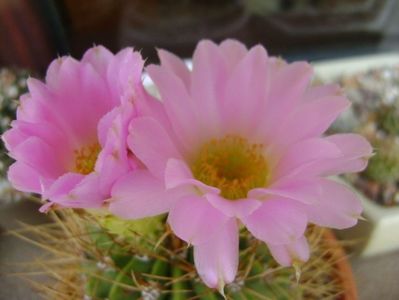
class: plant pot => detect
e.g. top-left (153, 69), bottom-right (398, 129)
top-left (337, 188), bottom-right (399, 257)
top-left (314, 53), bottom-right (399, 257)
top-left (323, 229), bottom-right (358, 300)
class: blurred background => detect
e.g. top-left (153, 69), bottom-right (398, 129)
top-left (2, 1), bottom-right (399, 300)
top-left (1, 0), bottom-right (399, 73)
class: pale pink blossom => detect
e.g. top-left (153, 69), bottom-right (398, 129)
top-left (3, 46), bottom-right (145, 210)
top-left (109, 40), bottom-right (372, 290)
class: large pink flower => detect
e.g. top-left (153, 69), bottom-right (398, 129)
top-left (3, 46), bottom-right (144, 210)
top-left (109, 40), bottom-right (372, 290)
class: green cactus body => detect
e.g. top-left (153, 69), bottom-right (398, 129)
top-left (19, 210), bottom-right (342, 299)
top-left (73, 212), bottom-right (341, 300)
top-left (364, 137), bottom-right (399, 183)
top-left (376, 105), bottom-right (399, 135)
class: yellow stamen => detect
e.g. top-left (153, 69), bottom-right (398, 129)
top-left (191, 135), bottom-right (269, 200)
top-left (73, 143), bottom-right (101, 175)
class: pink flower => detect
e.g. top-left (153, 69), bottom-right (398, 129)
top-left (109, 40), bottom-right (372, 290)
top-left (3, 46), bottom-right (145, 210)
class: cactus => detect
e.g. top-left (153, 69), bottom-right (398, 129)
top-left (0, 68), bottom-right (30, 177)
top-left (376, 105), bottom-right (399, 136)
top-left (14, 209), bottom-right (345, 300)
top-left (364, 137), bottom-right (399, 184)
top-left (0, 68), bottom-right (30, 204)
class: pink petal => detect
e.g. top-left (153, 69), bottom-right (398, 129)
top-left (243, 198), bottom-right (307, 245)
top-left (273, 138), bottom-right (341, 179)
top-left (43, 172), bottom-right (84, 204)
top-left (301, 179), bottom-right (362, 229)
top-left (134, 91), bottom-right (174, 136)
top-left (39, 202), bottom-right (54, 213)
top-left (223, 44), bottom-right (269, 136)
top-left (81, 45), bottom-right (113, 78)
top-left (275, 95), bottom-right (350, 147)
top-left (303, 84), bottom-right (341, 102)
top-left (205, 194), bottom-right (261, 218)
top-left (78, 61), bottom-right (118, 123)
top-left (250, 177), bottom-right (323, 204)
top-left (30, 62), bottom-right (113, 145)
top-left (168, 195), bottom-right (229, 245)
top-left (268, 236), bottom-right (310, 266)
top-left (45, 57), bottom-right (64, 90)
top-left (107, 47), bottom-right (144, 103)
top-left (128, 117), bottom-right (182, 179)
top-left (96, 102), bottom-right (136, 194)
top-left (219, 39), bottom-right (247, 70)
top-left (70, 173), bottom-right (109, 207)
top-left (147, 64), bottom-right (201, 150)
top-left (269, 61), bottom-right (313, 108)
top-left (164, 158), bottom-right (219, 194)
top-left (164, 158), bottom-right (192, 188)
top-left (44, 173), bottom-right (105, 209)
top-left (4, 45), bottom-right (146, 212)
top-left (133, 91), bottom-right (182, 156)
top-left (23, 79), bottom-right (62, 125)
top-left (96, 145), bottom-right (130, 197)
top-left (190, 40), bottom-right (227, 138)
top-left (97, 160), bottom-right (129, 197)
top-left (194, 218), bottom-right (238, 289)
top-left (110, 170), bottom-right (179, 219)
top-left (294, 134), bottom-right (372, 177)
top-left (261, 61), bottom-right (313, 140)
top-left (158, 49), bottom-right (191, 89)
top-left (2, 125), bottom-right (28, 152)
top-left (327, 133), bottom-right (373, 160)
top-left (16, 90), bottom-right (56, 131)
top-left (12, 136), bottom-right (68, 178)
top-left (97, 106), bottom-right (120, 147)
top-left (3, 120), bottom-right (72, 157)
top-left (44, 172), bottom-right (84, 197)
top-left (7, 161), bottom-right (44, 193)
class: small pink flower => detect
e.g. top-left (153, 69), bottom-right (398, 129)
top-left (3, 46), bottom-right (145, 210)
top-left (109, 40), bottom-right (372, 290)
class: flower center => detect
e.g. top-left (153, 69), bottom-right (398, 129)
top-left (73, 143), bottom-right (101, 175)
top-left (191, 135), bottom-right (269, 200)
